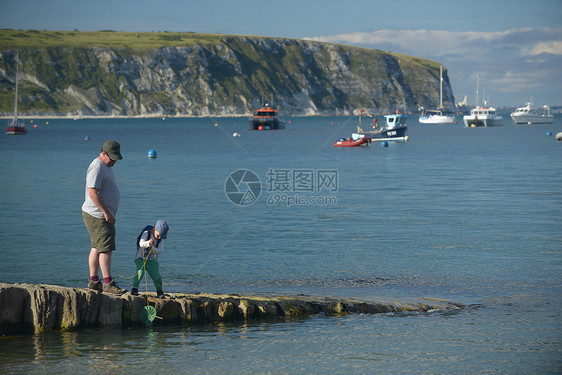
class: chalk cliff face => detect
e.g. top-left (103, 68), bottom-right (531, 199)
top-left (0, 36), bottom-right (454, 117)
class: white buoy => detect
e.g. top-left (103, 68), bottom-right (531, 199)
top-left (556, 132), bottom-right (562, 141)
top-left (233, 132), bottom-right (241, 137)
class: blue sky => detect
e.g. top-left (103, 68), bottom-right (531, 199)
top-left (1, 0), bottom-right (561, 106)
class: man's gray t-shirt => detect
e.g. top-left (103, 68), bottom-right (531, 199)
top-left (81, 158), bottom-right (120, 219)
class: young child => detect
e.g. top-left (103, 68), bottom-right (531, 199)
top-left (131, 220), bottom-right (169, 298)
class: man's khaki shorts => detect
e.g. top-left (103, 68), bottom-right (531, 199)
top-left (82, 211), bottom-right (116, 253)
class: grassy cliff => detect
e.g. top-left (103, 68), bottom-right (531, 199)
top-left (0, 29), bottom-right (450, 117)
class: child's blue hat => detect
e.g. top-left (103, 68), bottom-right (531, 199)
top-left (155, 220), bottom-right (169, 239)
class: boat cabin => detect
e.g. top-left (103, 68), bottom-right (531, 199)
top-left (471, 107), bottom-right (496, 116)
top-left (254, 109), bottom-right (277, 117)
top-left (253, 104), bottom-right (279, 117)
top-left (514, 107), bottom-right (531, 114)
top-left (384, 113), bottom-right (407, 129)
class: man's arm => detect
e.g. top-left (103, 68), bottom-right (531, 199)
top-left (87, 187), bottom-right (115, 223)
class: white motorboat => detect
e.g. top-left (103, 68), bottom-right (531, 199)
top-left (463, 105), bottom-right (503, 127)
top-left (462, 75), bottom-right (503, 127)
top-left (510, 103), bottom-right (553, 124)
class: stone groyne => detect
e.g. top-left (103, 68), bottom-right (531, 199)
top-left (0, 283), bottom-right (463, 336)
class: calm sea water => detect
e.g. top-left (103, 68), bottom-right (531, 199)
top-left (1, 115), bottom-right (561, 374)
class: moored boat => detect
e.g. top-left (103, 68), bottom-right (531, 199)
top-left (6, 117), bottom-right (27, 135)
top-left (419, 65), bottom-right (456, 124)
top-left (352, 109), bottom-right (408, 142)
top-left (510, 103), bottom-right (553, 124)
top-left (419, 109), bottom-right (456, 124)
top-left (462, 75), bottom-right (503, 127)
top-left (334, 136), bottom-right (371, 147)
top-left (6, 52), bottom-right (27, 135)
top-left (463, 105), bottom-right (503, 127)
top-left (249, 103), bottom-right (284, 130)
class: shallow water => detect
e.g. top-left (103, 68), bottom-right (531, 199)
top-left (1, 115), bottom-right (561, 373)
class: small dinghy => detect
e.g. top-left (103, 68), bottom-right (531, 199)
top-left (334, 137), bottom-right (371, 147)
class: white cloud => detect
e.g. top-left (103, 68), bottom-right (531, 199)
top-left (304, 28), bottom-right (562, 105)
top-left (306, 29), bottom-right (516, 57)
top-left (527, 41), bottom-right (562, 55)
top-left (492, 71), bottom-right (544, 93)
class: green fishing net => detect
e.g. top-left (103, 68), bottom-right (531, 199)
top-left (139, 305), bottom-right (157, 324)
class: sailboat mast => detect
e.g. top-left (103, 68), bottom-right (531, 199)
top-left (6, 50), bottom-right (27, 134)
top-left (475, 75), bottom-right (479, 107)
top-left (439, 65), bottom-right (443, 109)
top-left (14, 51), bottom-right (19, 122)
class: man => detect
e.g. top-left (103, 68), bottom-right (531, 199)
top-left (82, 140), bottom-right (126, 294)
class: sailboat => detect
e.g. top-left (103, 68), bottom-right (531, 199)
top-left (419, 65), bottom-right (456, 124)
top-left (6, 52), bottom-right (27, 135)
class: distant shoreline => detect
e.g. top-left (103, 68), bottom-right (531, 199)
top-left (2, 107), bottom-right (561, 120)
top-left (0, 113), bottom-right (350, 120)
top-left (0, 114), bottom-right (250, 120)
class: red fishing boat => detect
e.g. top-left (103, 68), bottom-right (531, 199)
top-left (333, 137), bottom-right (371, 147)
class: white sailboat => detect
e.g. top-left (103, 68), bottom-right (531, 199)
top-left (6, 52), bottom-right (27, 135)
top-left (419, 65), bottom-right (456, 124)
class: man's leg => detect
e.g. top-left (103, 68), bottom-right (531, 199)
top-left (88, 248), bottom-right (102, 291)
top-left (89, 248), bottom-right (100, 277)
top-left (99, 251), bottom-right (126, 294)
top-left (99, 251), bottom-right (111, 279)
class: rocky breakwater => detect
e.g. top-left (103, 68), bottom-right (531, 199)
top-left (0, 283), bottom-right (463, 336)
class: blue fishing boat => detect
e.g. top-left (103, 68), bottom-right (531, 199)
top-left (352, 109), bottom-right (408, 142)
